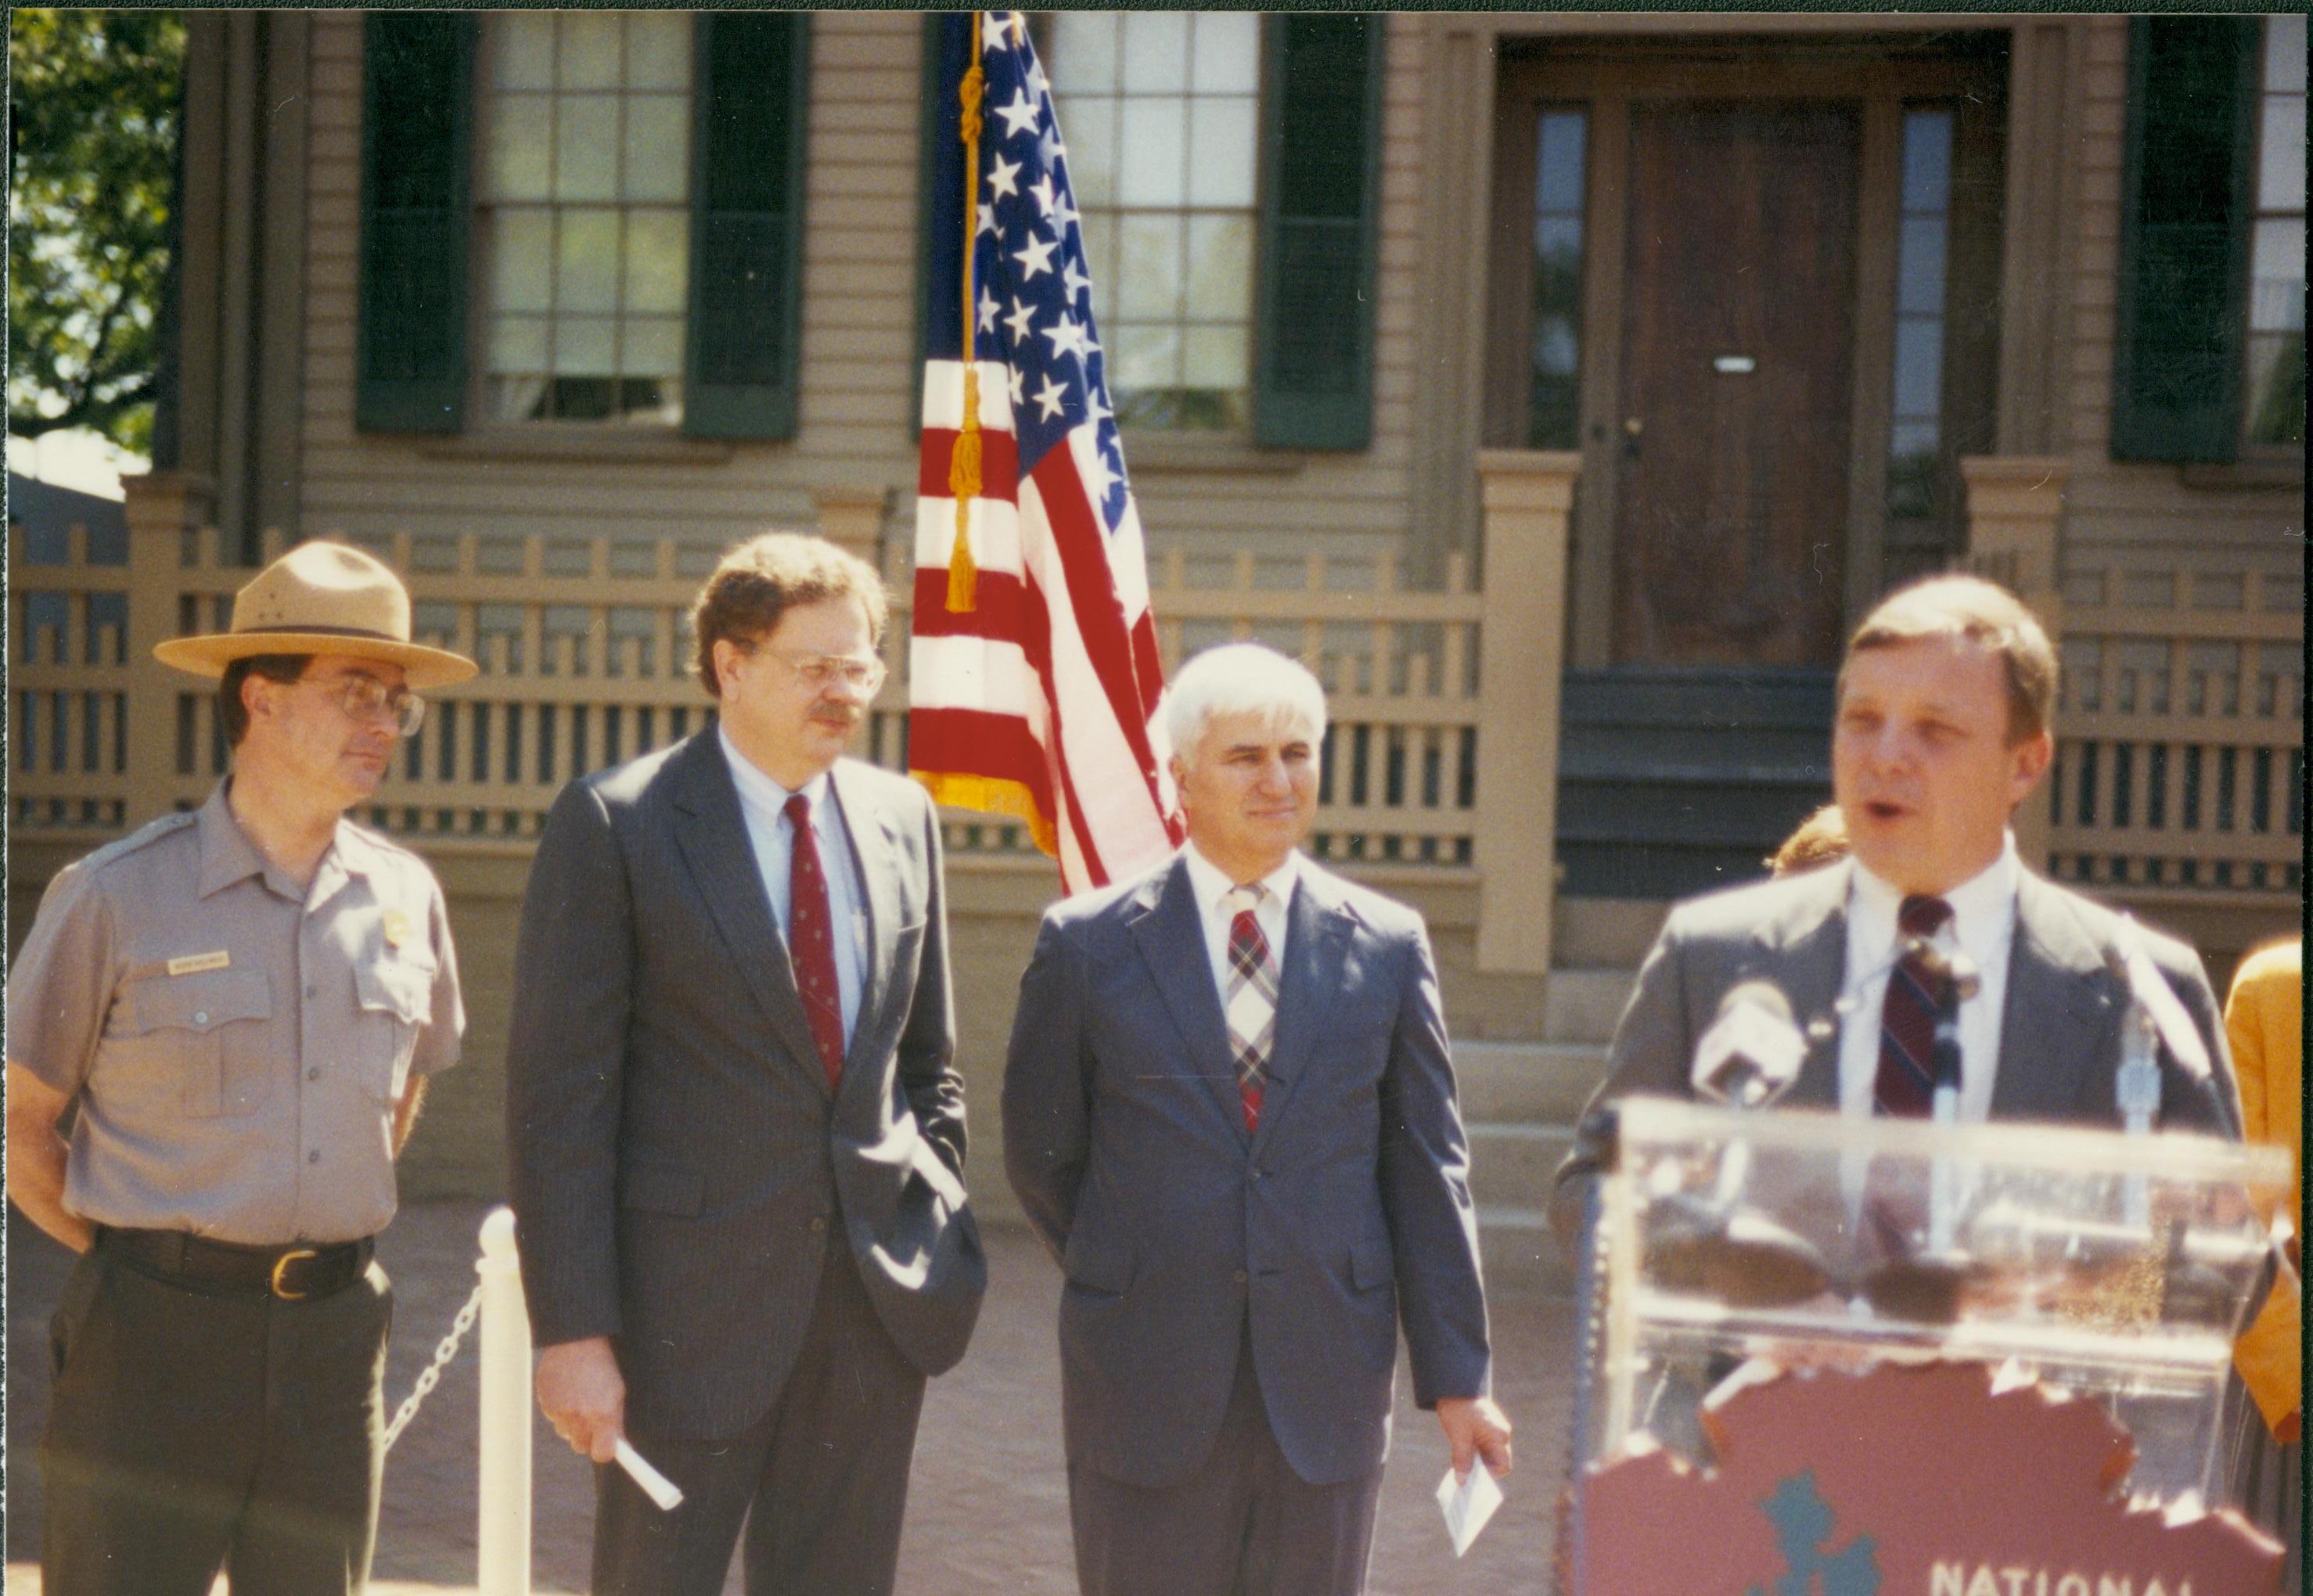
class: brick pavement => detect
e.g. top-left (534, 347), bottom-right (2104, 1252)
top-left (6, 1203), bottom-right (1575, 1594)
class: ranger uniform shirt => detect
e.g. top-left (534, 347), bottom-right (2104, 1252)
top-left (5, 783), bottom-right (464, 1244)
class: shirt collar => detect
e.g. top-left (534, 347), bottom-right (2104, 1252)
top-left (1181, 841), bottom-right (1301, 913)
top-left (196, 780), bottom-right (367, 901)
top-left (719, 726), bottom-right (831, 824)
top-left (1849, 832), bottom-right (2019, 956)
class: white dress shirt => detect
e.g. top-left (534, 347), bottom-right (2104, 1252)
top-left (1836, 832), bottom-right (2020, 1127)
top-left (720, 729), bottom-right (867, 1045)
top-left (1179, 843), bottom-right (1300, 1013)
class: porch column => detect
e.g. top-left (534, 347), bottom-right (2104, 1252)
top-left (1473, 449), bottom-right (1581, 974)
top-left (121, 471), bottom-right (217, 829)
top-left (1959, 454), bottom-right (2070, 870)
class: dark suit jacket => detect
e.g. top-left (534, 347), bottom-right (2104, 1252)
top-left (1549, 859), bottom-right (2245, 1240)
top-left (1003, 854), bottom-right (1491, 1490)
top-left (506, 733), bottom-right (984, 1441)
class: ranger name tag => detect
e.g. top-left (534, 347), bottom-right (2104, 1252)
top-left (167, 950), bottom-right (232, 976)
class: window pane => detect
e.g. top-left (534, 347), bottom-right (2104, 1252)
top-left (1183, 214), bottom-right (1253, 321)
top-left (491, 207), bottom-right (555, 313)
top-left (2251, 216), bottom-right (2307, 328)
top-left (1120, 13), bottom-right (1189, 95)
top-left (1112, 322), bottom-right (1180, 390)
top-left (1052, 13), bottom-right (1119, 96)
top-left (1186, 98), bottom-right (1257, 208)
top-left (1117, 213), bottom-right (1183, 320)
top-left (627, 13), bottom-right (690, 92)
top-left (1182, 323), bottom-right (1249, 388)
top-left (1061, 96), bottom-right (1117, 207)
top-left (486, 97), bottom-right (553, 202)
top-left (624, 95), bottom-right (690, 203)
top-left (2259, 94), bottom-right (2306, 212)
top-left (623, 316), bottom-right (685, 378)
top-left (491, 376), bottom-right (551, 423)
top-left (2244, 331), bottom-right (2306, 446)
top-left (1534, 214), bottom-right (1582, 275)
top-left (1532, 312), bottom-right (1577, 380)
top-left (1077, 210), bottom-right (1117, 327)
top-left (555, 316), bottom-right (617, 376)
top-left (1536, 111), bottom-right (1586, 214)
top-left (1900, 110), bottom-right (1953, 214)
top-left (1190, 13), bottom-right (1260, 95)
top-left (624, 210), bottom-right (689, 315)
top-left (1118, 99), bottom-right (1186, 207)
top-left (495, 14), bottom-right (555, 91)
top-left (556, 99), bottom-right (619, 202)
top-left (558, 210), bottom-right (621, 313)
top-left (1897, 216), bottom-right (1948, 316)
top-left (559, 13), bottom-right (621, 91)
top-left (2268, 15), bottom-right (2307, 93)
top-left (487, 315), bottom-right (549, 375)
top-left (1892, 316), bottom-right (1944, 421)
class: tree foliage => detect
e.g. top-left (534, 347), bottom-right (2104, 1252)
top-left (9, 9), bottom-right (185, 452)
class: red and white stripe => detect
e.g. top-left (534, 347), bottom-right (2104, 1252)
top-left (911, 359), bottom-right (1179, 893)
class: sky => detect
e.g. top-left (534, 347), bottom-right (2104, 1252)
top-left (7, 426), bottom-right (146, 501)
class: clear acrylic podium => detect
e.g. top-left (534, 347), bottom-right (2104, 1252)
top-left (1569, 1098), bottom-right (2291, 1519)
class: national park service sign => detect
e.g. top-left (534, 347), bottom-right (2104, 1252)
top-left (1568, 1360), bottom-right (2282, 1594)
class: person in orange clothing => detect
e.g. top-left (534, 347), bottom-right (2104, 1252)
top-left (2224, 937), bottom-right (2300, 1584)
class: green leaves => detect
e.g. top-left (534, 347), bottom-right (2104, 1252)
top-left (9, 9), bottom-right (185, 451)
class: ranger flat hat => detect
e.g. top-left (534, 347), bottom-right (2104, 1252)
top-left (153, 539), bottom-right (479, 689)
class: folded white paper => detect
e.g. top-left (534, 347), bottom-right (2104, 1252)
top-left (615, 1437), bottom-right (685, 1512)
top-left (1434, 1460), bottom-right (1503, 1557)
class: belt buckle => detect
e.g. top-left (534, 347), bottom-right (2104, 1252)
top-left (270, 1247), bottom-right (319, 1300)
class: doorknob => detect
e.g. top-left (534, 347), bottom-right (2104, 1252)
top-left (1621, 415), bottom-right (1643, 460)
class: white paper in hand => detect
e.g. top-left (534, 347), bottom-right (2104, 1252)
top-left (614, 1437), bottom-right (685, 1512)
top-left (1434, 1461), bottom-right (1503, 1557)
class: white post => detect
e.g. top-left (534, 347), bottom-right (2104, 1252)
top-left (477, 1205), bottom-right (532, 1596)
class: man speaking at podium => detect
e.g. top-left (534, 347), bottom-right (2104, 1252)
top-left (1552, 574), bottom-right (2241, 1242)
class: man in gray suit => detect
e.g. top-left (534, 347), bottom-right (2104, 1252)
top-left (1552, 574), bottom-right (2240, 1243)
top-left (1005, 643), bottom-right (1512, 1596)
top-left (507, 534), bottom-right (984, 1596)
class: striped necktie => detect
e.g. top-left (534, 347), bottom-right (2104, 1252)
top-left (1222, 884), bottom-right (1277, 1135)
top-left (1873, 894), bottom-right (1955, 1117)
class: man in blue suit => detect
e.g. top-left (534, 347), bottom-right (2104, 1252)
top-left (1005, 643), bottom-right (1511, 1596)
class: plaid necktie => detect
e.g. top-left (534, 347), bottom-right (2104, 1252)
top-left (1872, 894), bottom-right (1955, 1118)
top-left (1222, 884), bottom-right (1278, 1135)
top-left (784, 793), bottom-right (846, 1092)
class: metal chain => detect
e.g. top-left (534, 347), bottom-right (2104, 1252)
top-left (381, 1278), bottom-right (487, 1453)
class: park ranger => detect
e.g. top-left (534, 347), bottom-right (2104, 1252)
top-left (5, 540), bottom-right (475, 1596)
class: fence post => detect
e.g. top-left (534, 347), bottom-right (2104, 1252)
top-left (119, 472), bottom-right (214, 828)
top-left (477, 1206), bottom-right (532, 1596)
top-left (1472, 449), bottom-right (1581, 976)
top-left (1959, 455), bottom-right (2070, 872)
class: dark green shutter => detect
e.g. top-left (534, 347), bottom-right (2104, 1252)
top-left (2111, 17), bottom-right (2259, 463)
top-left (357, 13), bottom-right (474, 434)
top-left (1254, 15), bottom-right (1384, 451)
top-left (686, 13), bottom-right (810, 440)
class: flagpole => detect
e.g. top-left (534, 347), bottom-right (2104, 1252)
top-left (946, 10), bottom-right (985, 614)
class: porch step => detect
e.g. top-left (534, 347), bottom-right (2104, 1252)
top-left (1552, 897), bottom-right (1672, 969)
top-left (1542, 967), bottom-right (1639, 1046)
top-left (1453, 1039), bottom-right (1610, 1124)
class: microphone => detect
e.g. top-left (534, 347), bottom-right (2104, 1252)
top-left (1691, 980), bottom-right (1808, 1109)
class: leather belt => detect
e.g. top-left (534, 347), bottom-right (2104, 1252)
top-left (97, 1227), bottom-right (374, 1301)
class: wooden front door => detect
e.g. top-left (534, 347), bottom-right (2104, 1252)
top-left (1611, 103), bottom-right (1860, 668)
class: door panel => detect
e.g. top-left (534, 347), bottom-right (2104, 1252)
top-left (1613, 102), bottom-right (1860, 668)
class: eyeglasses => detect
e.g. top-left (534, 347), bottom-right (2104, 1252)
top-left (760, 649), bottom-right (888, 696)
top-left (304, 674), bottom-right (426, 735)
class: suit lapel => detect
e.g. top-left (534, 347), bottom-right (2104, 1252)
top-left (829, 761), bottom-right (902, 1080)
top-left (1127, 857), bottom-right (1247, 1138)
top-left (669, 735), bottom-right (830, 1095)
top-left (1771, 862), bottom-right (1853, 1109)
top-left (1246, 869), bottom-right (1352, 1160)
top-left (1991, 872), bottom-right (2124, 1122)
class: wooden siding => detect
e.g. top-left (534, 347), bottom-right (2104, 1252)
top-left (298, 12), bottom-right (1428, 573)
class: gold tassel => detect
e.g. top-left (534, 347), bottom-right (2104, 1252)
top-left (948, 19), bottom-right (988, 615)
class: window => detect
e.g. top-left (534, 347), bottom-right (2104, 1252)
top-left (1887, 108), bottom-right (1953, 519)
top-left (1050, 13), bottom-right (1261, 431)
top-left (1526, 110), bottom-right (1588, 451)
top-left (475, 13), bottom-right (692, 426)
top-left (2244, 13), bottom-right (2304, 451)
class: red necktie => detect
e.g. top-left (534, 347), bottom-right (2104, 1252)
top-left (784, 793), bottom-right (845, 1091)
top-left (1873, 894), bottom-right (1955, 1117)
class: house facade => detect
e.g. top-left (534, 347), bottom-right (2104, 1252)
top-left (11, 11), bottom-right (2302, 1217)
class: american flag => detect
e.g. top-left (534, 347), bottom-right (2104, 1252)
top-left (910, 11), bottom-right (1182, 893)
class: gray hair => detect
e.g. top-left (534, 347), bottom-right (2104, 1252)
top-left (1164, 643), bottom-right (1327, 765)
